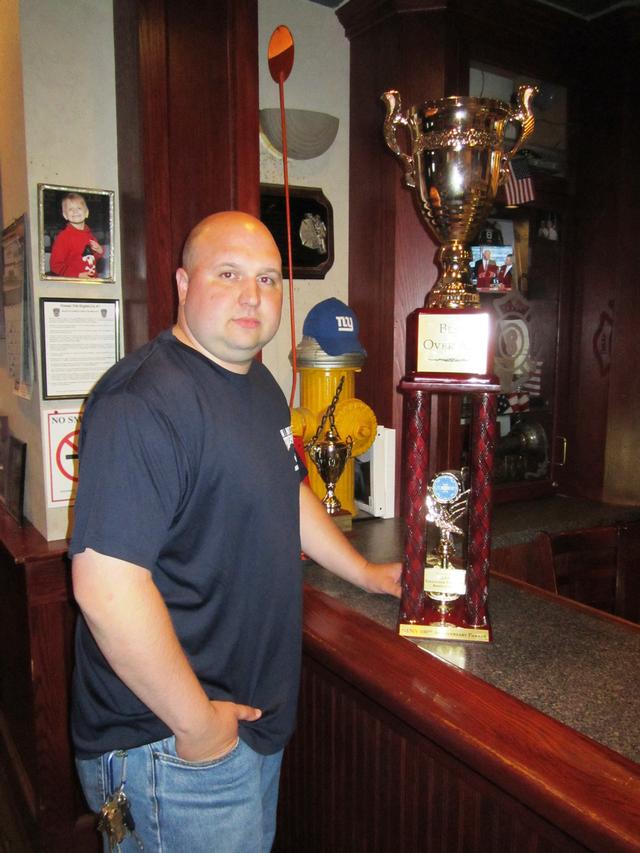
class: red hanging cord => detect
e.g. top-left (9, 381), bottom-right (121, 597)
top-left (268, 26), bottom-right (297, 409)
top-left (278, 74), bottom-right (298, 408)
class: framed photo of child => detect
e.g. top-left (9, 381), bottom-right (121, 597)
top-left (38, 184), bottom-right (115, 282)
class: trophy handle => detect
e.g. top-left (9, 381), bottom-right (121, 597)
top-left (381, 90), bottom-right (416, 189)
top-left (499, 84), bottom-right (539, 182)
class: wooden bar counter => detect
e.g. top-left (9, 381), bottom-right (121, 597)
top-left (276, 518), bottom-right (640, 853)
top-left (1, 505), bottom-right (639, 851)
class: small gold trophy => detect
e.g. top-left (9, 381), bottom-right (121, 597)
top-left (306, 376), bottom-right (354, 525)
top-left (308, 426), bottom-right (353, 515)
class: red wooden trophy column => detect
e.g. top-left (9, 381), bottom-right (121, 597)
top-left (399, 378), bottom-right (500, 639)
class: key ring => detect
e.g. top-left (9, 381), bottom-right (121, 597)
top-left (106, 749), bottom-right (128, 795)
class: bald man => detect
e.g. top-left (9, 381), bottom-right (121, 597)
top-left (70, 212), bottom-right (400, 852)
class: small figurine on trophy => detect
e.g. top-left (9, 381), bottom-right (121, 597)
top-left (306, 376), bottom-right (353, 521)
top-left (423, 471), bottom-right (470, 622)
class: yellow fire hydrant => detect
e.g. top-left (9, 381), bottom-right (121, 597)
top-left (291, 299), bottom-right (377, 517)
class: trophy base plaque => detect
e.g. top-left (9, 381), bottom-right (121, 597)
top-left (405, 306), bottom-right (494, 381)
top-left (400, 564), bottom-right (492, 642)
top-left (399, 618), bottom-right (491, 643)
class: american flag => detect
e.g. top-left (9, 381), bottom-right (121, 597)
top-left (504, 156), bottom-right (535, 206)
top-left (521, 360), bottom-right (543, 397)
top-left (497, 391), bottom-right (530, 414)
top-left (509, 391), bottom-right (530, 413)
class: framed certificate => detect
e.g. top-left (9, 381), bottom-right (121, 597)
top-left (40, 298), bottom-right (120, 399)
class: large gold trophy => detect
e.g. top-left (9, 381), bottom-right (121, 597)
top-left (383, 86), bottom-right (537, 641)
top-left (382, 86), bottom-right (536, 378)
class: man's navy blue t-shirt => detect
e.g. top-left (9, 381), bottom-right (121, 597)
top-left (70, 331), bottom-right (304, 758)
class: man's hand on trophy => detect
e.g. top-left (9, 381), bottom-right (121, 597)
top-left (358, 559), bottom-right (402, 598)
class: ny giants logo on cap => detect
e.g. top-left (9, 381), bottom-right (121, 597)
top-left (336, 316), bottom-right (354, 332)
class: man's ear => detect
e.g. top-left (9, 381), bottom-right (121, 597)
top-left (176, 267), bottom-right (189, 304)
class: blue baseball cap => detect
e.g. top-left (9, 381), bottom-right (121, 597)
top-left (302, 298), bottom-right (366, 357)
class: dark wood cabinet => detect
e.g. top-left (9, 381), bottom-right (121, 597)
top-left (337, 0), bottom-right (640, 508)
top-left (337, 1), bottom-right (467, 502)
top-left (481, 188), bottom-right (571, 502)
top-left (0, 508), bottom-right (97, 852)
top-left (492, 520), bottom-right (640, 623)
top-left (555, 10), bottom-right (640, 504)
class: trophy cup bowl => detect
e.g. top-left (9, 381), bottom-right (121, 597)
top-left (308, 428), bottom-right (353, 515)
top-left (382, 86), bottom-right (537, 310)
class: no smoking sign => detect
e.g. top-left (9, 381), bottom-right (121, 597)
top-left (56, 429), bottom-right (80, 482)
top-left (44, 410), bottom-right (83, 506)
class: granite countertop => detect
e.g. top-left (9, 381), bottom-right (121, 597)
top-left (304, 514), bottom-right (640, 765)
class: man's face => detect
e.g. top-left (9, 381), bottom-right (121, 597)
top-left (62, 197), bottom-right (88, 228)
top-left (482, 250), bottom-right (491, 262)
top-left (176, 216), bottom-right (283, 373)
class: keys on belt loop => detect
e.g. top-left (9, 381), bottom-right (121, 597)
top-left (97, 750), bottom-right (143, 851)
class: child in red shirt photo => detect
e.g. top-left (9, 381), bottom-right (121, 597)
top-left (49, 193), bottom-right (105, 278)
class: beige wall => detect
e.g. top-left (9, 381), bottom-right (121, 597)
top-left (0, 0), bottom-right (121, 539)
top-left (258, 0), bottom-right (350, 403)
top-left (0, 0), bottom-right (36, 522)
top-left (0, 0), bottom-right (348, 537)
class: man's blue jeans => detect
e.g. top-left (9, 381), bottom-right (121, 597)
top-left (76, 736), bottom-right (283, 852)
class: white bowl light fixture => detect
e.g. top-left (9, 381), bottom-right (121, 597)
top-left (260, 108), bottom-right (339, 160)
